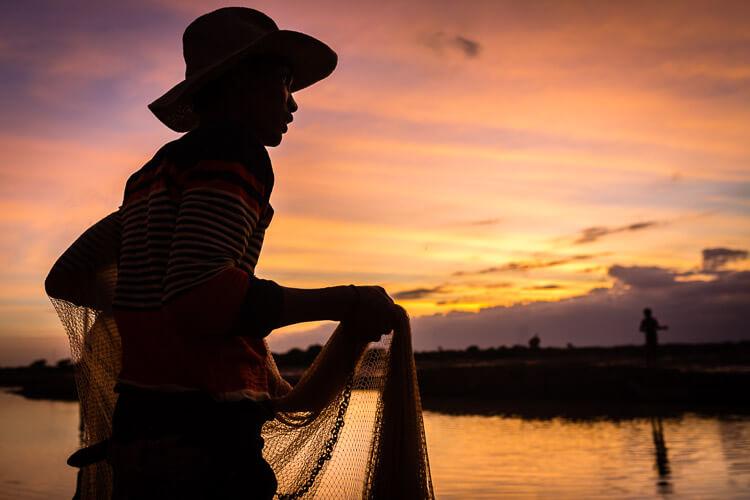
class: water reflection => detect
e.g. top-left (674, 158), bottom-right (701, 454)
top-left (423, 411), bottom-right (750, 499)
top-left (1, 390), bottom-right (750, 499)
top-left (650, 416), bottom-right (672, 495)
top-left (718, 417), bottom-right (750, 492)
top-left (0, 391), bottom-right (78, 499)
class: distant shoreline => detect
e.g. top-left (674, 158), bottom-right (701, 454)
top-left (2, 341), bottom-right (749, 419)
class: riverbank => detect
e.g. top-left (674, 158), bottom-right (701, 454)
top-left (2, 342), bottom-right (749, 417)
top-left (0, 360), bottom-right (76, 400)
top-left (415, 342), bottom-right (750, 418)
top-left (417, 363), bottom-right (750, 419)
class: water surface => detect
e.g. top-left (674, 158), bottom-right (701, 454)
top-left (424, 411), bottom-right (750, 498)
top-left (0, 391), bottom-right (78, 499)
top-left (1, 391), bottom-right (748, 498)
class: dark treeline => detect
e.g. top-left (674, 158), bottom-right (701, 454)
top-left (2, 342), bottom-right (749, 418)
top-left (417, 360), bottom-right (750, 418)
top-left (415, 341), bottom-right (750, 366)
top-left (271, 341), bottom-right (750, 419)
top-left (0, 358), bottom-right (77, 400)
top-left (271, 341), bottom-right (750, 370)
top-left (6, 341), bottom-right (749, 372)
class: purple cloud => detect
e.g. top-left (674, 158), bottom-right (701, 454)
top-left (574, 221), bottom-right (660, 244)
top-left (423, 31), bottom-right (482, 58)
top-left (607, 265), bottom-right (677, 289)
top-left (269, 265), bottom-right (750, 353)
top-left (702, 247), bottom-right (748, 271)
top-left (454, 254), bottom-right (598, 276)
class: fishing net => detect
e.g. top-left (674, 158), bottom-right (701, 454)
top-left (264, 311), bottom-right (433, 499)
top-left (47, 213), bottom-right (434, 499)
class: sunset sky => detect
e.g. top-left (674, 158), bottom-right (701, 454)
top-left (1, 0), bottom-right (748, 364)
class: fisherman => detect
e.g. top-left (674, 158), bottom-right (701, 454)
top-left (46, 7), bottom-right (398, 499)
top-left (640, 307), bottom-right (668, 364)
top-left (528, 334), bottom-right (541, 350)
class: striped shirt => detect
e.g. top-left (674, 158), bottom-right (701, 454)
top-left (112, 125), bottom-right (284, 397)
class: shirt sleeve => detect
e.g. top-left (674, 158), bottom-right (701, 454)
top-left (45, 211), bottom-right (121, 311)
top-left (162, 159), bottom-right (283, 338)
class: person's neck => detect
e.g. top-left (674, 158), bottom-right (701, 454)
top-left (196, 119), bottom-right (262, 145)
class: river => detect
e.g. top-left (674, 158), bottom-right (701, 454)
top-left (0, 391), bottom-right (748, 498)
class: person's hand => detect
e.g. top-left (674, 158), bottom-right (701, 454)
top-left (344, 285), bottom-right (397, 342)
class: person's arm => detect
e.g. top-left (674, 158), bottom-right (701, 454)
top-left (272, 321), bottom-right (368, 413)
top-left (276, 285), bottom-right (356, 325)
top-left (240, 281), bottom-right (395, 338)
top-left (45, 211), bottom-right (121, 312)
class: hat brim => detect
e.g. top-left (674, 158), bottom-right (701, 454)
top-left (148, 30), bottom-right (337, 132)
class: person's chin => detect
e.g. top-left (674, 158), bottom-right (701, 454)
top-left (263, 132), bottom-right (283, 147)
top-left (268, 131), bottom-right (284, 147)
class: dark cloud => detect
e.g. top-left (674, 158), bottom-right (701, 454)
top-left (608, 265), bottom-right (677, 289)
top-left (423, 31), bottom-right (481, 58)
top-left (453, 35), bottom-right (481, 57)
top-left (580, 266), bottom-right (605, 274)
top-left (574, 221), bottom-right (660, 244)
top-left (392, 285), bottom-right (447, 300)
top-left (702, 247), bottom-right (748, 271)
top-left (435, 298), bottom-right (471, 305)
top-left (465, 218), bottom-right (502, 226)
top-left (452, 281), bottom-right (514, 289)
top-left (482, 282), bottom-right (514, 289)
top-left (663, 73), bottom-right (750, 100)
top-left (527, 284), bottom-right (562, 290)
top-left (392, 281), bottom-right (515, 301)
top-left (269, 266), bottom-right (750, 353)
top-left (454, 254), bottom-right (597, 276)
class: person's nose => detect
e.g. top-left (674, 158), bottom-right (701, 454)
top-left (287, 94), bottom-right (298, 114)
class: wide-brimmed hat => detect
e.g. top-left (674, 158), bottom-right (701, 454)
top-left (148, 7), bottom-right (337, 132)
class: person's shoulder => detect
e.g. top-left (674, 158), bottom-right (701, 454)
top-left (121, 139), bottom-right (182, 205)
top-left (122, 128), bottom-right (274, 210)
top-left (179, 134), bottom-right (271, 212)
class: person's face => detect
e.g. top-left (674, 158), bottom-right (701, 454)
top-left (233, 60), bottom-right (298, 147)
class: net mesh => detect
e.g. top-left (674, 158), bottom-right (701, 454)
top-left (263, 312), bottom-right (433, 499)
top-left (47, 215), bottom-right (433, 499)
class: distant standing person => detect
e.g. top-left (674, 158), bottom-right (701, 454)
top-left (640, 308), bottom-right (668, 361)
top-left (528, 334), bottom-right (541, 350)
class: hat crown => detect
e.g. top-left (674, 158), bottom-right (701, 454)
top-left (149, 7), bottom-right (337, 132)
top-left (182, 7), bottom-right (279, 78)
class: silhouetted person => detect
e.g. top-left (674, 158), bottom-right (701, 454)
top-left (640, 308), bottom-right (668, 364)
top-left (46, 7), bottom-right (397, 500)
top-left (528, 334), bottom-right (541, 350)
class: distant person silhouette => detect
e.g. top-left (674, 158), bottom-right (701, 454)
top-left (528, 334), bottom-right (541, 351)
top-left (640, 308), bottom-right (668, 364)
